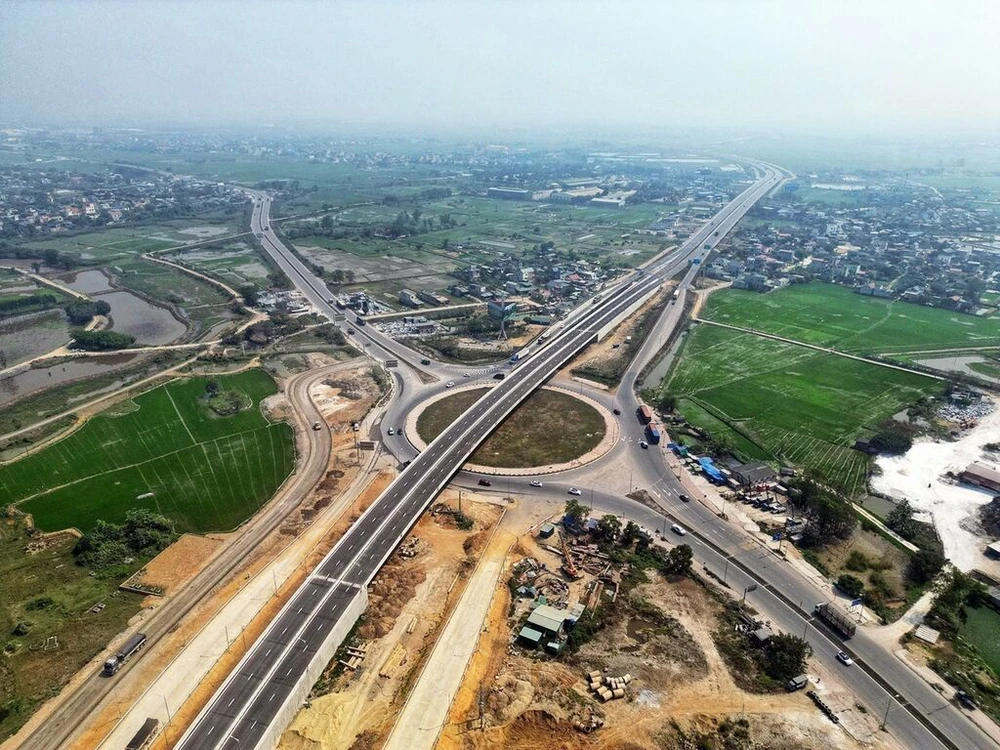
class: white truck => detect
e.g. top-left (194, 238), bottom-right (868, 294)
top-left (103, 632), bottom-right (147, 675)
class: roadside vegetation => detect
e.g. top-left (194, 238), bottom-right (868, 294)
top-left (920, 570), bottom-right (1000, 725)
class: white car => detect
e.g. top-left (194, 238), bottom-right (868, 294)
top-left (387, 427), bottom-right (394, 436)
top-left (529, 480), bottom-right (543, 488)
top-left (445, 381), bottom-right (455, 388)
top-left (670, 524), bottom-right (687, 536)
top-left (463, 373), bottom-right (471, 378)
top-left (836, 651), bottom-right (853, 666)
top-left (568, 487), bottom-right (582, 496)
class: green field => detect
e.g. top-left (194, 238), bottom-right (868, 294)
top-left (417, 387), bottom-right (606, 468)
top-left (959, 605), bottom-right (1000, 677)
top-left (702, 284), bottom-right (1000, 355)
top-left (0, 523), bottom-right (144, 741)
top-left (664, 325), bottom-right (941, 494)
top-left (0, 369), bottom-right (294, 533)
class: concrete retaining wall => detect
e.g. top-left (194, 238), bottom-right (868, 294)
top-left (256, 586), bottom-right (368, 750)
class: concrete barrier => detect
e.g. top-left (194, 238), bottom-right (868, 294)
top-left (255, 587), bottom-right (368, 749)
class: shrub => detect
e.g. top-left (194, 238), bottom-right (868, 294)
top-left (836, 574), bottom-right (865, 598)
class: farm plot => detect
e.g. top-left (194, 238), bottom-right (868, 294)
top-left (0, 369), bottom-right (293, 533)
top-left (702, 283), bottom-right (1000, 355)
top-left (665, 325), bottom-right (940, 494)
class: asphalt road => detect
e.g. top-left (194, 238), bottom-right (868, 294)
top-left (177, 171), bottom-right (782, 749)
top-left (17, 361), bottom-right (355, 750)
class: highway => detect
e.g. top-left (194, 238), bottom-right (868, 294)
top-left (15, 360), bottom-right (355, 750)
top-left (177, 169), bottom-right (783, 749)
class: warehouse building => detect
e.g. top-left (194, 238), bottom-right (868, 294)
top-left (961, 462), bottom-right (1000, 493)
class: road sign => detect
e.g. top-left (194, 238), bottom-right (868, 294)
top-left (745, 584), bottom-right (758, 593)
top-left (384, 359), bottom-right (399, 368)
top-left (771, 532), bottom-right (783, 541)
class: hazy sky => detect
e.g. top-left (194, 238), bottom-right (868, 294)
top-left (2, 0), bottom-right (998, 135)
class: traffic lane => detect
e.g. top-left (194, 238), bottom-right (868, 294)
top-left (624, 461), bottom-right (990, 749)
top-left (580, 494), bottom-right (950, 750)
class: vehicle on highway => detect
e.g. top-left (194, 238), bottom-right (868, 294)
top-left (670, 524), bottom-right (687, 536)
top-left (445, 381), bottom-right (455, 388)
top-left (568, 487), bottom-right (582, 496)
top-left (387, 427), bottom-right (394, 436)
top-left (103, 632), bottom-right (147, 676)
top-left (493, 373), bottom-right (505, 380)
top-left (836, 650), bottom-right (854, 666)
top-left (478, 478), bottom-right (492, 487)
top-left (463, 373), bottom-right (471, 378)
top-left (312, 421), bottom-right (322, 431)
top-left (420, 358), bottom-right (431, 365)
top-left (639, 440), bottom-right (648, 449)
top-left (679, 493), bottom-right (690, 502)
top-left (613, 408), bottom-right (621, 415)
top-left (397, 427), bottom-right (403, 434)
top-left (347, 328), bottom-right (354, 334)
top-left (529, 480), bottom-right (543, 487)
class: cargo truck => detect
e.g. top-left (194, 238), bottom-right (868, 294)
top-left (646, 423), bottom-right (662, 444)
top-left (103, 632), bottom-right (147, 675)
top-left (637, 405), bottom-right (653, 424)
top-left (509, 349), bottom-right (531, 364)
top-left (814, 602), bottom-right (856, 638)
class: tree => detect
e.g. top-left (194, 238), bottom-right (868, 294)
top-left (885, 499), bottom-right (919, 541)
top-left (869, 427), bottom-right (913, 455)
top-left (620, 520), bottom-right (640, 545)
top-left (320, 214), bottom-right (334, 230)
top-left (764, 634), bottom-right (812, 682)
top-left (564, 498), bottom-right (590, 525)
top-left (662, 544), bottom-right (693, 575)
top-left (908, 548), bottom-right (946, 584)
top-left (596, 514), bottom-right (621, 543)
top-left (657, 393), bottom-right (677, 412)
top-left (835, 573), bottom-right (865, 599)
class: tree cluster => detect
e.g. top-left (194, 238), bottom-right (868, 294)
top-left (68, 328), bottom-right (136, 351)
top-left (0, 292), bottom-right (58, 316)
top-left (73, 509), bottom-right (176, 572)
top-left (788, 479), bottom-right (856, 547)
top-left (64, 299), bottom-right (111, 325)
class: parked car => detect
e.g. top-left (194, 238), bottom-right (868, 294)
top-left (568, 487), bottom-right (582, 496)
top-left (478, 479), bottom-right (492, 487)
top-left (397, 427), bottom-right (403, 434)
top-left (671, 524), bottom-right (687, 536)
top-left (529, 480), bottom-right (543, 487)
top-left (836, 651), bottom-right (853, 666)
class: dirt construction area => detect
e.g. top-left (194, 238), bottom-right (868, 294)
top-left (435, 529), bottom-right (904, 750)
top-left (277, 492), bottom-right (504, 750)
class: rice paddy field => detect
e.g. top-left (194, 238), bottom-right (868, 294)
top-left (0, 369), bottom-right (293, 533)
top-left (663, 324), bottom-right (941, 494)
top-left (701, 283), bottom-right (1000, 355)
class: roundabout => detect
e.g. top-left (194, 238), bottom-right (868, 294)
top-left (407, 383), bottom-right (619, 475)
